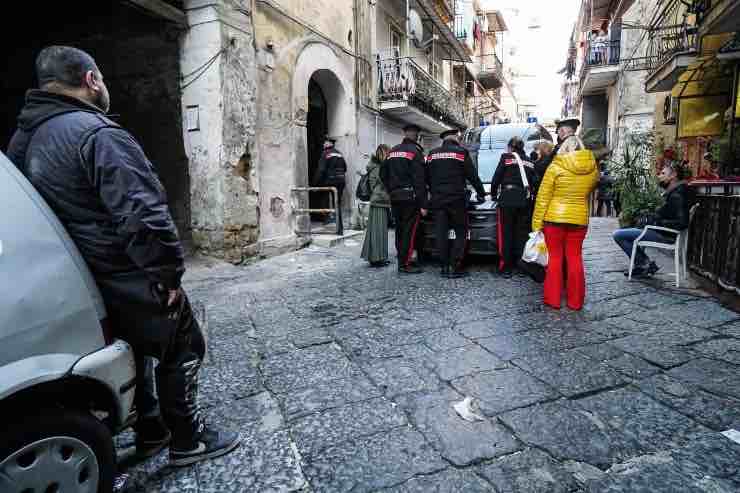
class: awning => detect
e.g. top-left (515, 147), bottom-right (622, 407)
top-left (485, 11), bottom-right (508, 32)
top-left (671, 56), bottom-right (734, 98)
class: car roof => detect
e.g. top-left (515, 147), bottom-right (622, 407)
top-left (479, 123), bottom-right (549, 149)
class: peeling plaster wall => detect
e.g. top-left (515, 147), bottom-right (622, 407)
top-left (181, 0), bottom-right (259, 262)
top-left (254, 0), bottom-right (361, 253)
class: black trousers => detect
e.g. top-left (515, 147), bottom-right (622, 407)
top-left (333, 182), bottom-right (345, 236)
top-left (392, 200), bottom-right (420, 267)
top-left (130, 294), bottom-right (205, 441)
top-left (498, 206), bottom-right (530, 271)
top-left (99, 273), bottom-right (206, 442)
top-left (434, 200), bottom-right (467, 268)
top-left (598, 199), bottom-right (613, 217)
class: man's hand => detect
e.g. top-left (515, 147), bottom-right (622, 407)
top-left (420, 208), bottom-right (428, 217)
top-left (476, 194), bottom-right (486, 204)
top-left (167, 288), bottom-right (182, 307)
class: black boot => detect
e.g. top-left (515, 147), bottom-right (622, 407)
top-left (440, 266), bottom-right (450, 278)
top-left (398, 264), bottom-right (423, 274)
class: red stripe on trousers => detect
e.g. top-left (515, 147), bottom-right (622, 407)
top-left (496, 210), bottom-right (504, 271)
top-left (406, 214), bottom-right (421, 266)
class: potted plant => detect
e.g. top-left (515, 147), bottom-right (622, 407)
top-left (605, 132), bottom-right (664, 228)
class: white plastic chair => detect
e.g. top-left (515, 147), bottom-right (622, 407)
top-left (628, 204), bottom-right (699, 288)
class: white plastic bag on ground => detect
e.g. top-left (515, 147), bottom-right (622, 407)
top-left (522, 231), bottom-right (548, 267)
top-left (453, 397), bottom-right (485, 422)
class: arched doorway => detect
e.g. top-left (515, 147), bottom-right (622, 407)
top-left (307, 77), bottom-right (328, 213)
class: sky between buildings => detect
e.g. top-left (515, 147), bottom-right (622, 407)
top-left (482, 0), bottom-right (582, 120)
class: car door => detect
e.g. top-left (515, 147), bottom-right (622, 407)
top-left (0, 152), bottom-right (106, 395)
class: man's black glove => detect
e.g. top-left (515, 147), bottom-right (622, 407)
top-left (476, 194), bottom-right (486, 204)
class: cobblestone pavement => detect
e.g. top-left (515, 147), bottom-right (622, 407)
top-left (119, 218), bottom-right (740, 492)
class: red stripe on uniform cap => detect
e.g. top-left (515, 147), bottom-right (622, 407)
top-left (389, 151), bottom-right (416, 160)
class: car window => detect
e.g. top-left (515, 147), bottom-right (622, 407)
top-left (477, 147), bottom-right (506, 183)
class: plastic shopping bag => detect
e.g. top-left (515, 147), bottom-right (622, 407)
top-left (522, 231), bottom-right (548, 267)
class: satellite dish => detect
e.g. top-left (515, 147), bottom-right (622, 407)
top-left (409, 9), bottom-right (424, 47)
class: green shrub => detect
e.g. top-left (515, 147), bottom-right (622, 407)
top-left (606, 132), bottom-right (664, 227)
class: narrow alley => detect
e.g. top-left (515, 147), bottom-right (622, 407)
top-left (118, 218), bottom-right (740, 492)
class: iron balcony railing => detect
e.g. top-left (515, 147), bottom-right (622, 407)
top-left (376, 53), bottom-right (466, 127)
top-left (584, 39), bottom-right (621, 67)
top-left (649, 0), bottom-right (699, 69)
top-left (579, 39), bottom-right (621, 90)
top-left (454, 14), bottom-right (468, 39)
top-left (479, 53), bottom-right (504, 75)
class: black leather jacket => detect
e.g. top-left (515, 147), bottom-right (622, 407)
top-left (313, 146), bottom-right (347, 186)
top-left (7, 90), bottom-right (185, 290)
top-left (655, 181), bottom-right (690, 231)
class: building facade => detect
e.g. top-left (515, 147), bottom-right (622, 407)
top-left (1, 0), bottom-right (515, 263)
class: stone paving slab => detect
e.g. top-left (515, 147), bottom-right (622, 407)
top-left (362, 357), bottom-right (442, 397)
top-left (302, 428), bottom-right (447, 492)
top-left (396, 389), bottom-right (521, 466)
top-left (289, 397), bottom-right (406, 458)
top-left (451, 368), bottom-right (558, 416)
top-left (422, 327), bottom-right (470, 351)
top-left (278, 373), bottom-right (382, 421)
top-left (499, 399), bottom-right (644, 469)
top-left (456, 317), bottom-right (538, 339)
top-left (574, 387), bottom-right (710, 452)
top-left (382, 468), bottom-right (494, 492)
top-left (634, 373), bottom-right (740, 431)
top-left (425, 344), bottom-right (507, 381)
top-left (575, 343), bottom-right (662, 379)
top-left (667, 358), bottom-right (740, 400)
top-left (196, 429), bottom-right (306, 492)
top-left (688, 337), bottom-right (740, 365)
top-left (477, 448), bottom-right (582, 493)
top-left (513, 349), bottom-right (627, 397)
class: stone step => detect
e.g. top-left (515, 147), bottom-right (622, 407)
top-left (310, 230), bottom-right (364, 248)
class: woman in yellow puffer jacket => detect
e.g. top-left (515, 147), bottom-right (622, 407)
top-left (531, 142), bottom-right (599, 310)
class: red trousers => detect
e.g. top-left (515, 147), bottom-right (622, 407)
top-left (543, 224), bottom-right (587, 310)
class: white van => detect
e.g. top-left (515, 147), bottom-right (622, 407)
top-left (0, 151), bottom-right (136, 492)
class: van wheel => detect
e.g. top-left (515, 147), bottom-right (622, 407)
top-left (0, 408), bottom-right (115, 493)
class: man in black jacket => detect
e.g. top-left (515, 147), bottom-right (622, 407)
top-left (381, 123), bottom-right (428, 274)
top-left (7, 46), bottom-right (239, 466)
top-left (427, 129), bottom-right (485, 278)
top-left (313, 136), bottom-right (348, 235)
top-left (491, 137), bottom-right (538, 277)
top-left (613, 163), bottom-right (691, 277)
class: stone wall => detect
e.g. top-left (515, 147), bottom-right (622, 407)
top-left (181, 0), bottom-right (259, 262)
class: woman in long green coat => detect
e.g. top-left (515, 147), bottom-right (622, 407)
top-left (361, 144), bottom-right (391, 267)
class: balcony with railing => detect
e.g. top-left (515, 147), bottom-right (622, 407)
top-left (376, 52), bottom-right (465, 132)
top-left (694, 0), bottom-right (740, 36)
top-left (579, 39), bottom-right (622, 95)
top-left (644, 0), bottom-right (699, 93)
top-left (477, 53), bottom-right (505, 90)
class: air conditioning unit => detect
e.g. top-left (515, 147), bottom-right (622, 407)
top-left (663, 95), bottom-right (678, 124)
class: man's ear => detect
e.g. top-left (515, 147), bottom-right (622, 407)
top-left (84, 70), bottom-right (98, 91)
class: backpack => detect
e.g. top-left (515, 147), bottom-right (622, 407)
top-left (356, 172), bottom-right (372, 202)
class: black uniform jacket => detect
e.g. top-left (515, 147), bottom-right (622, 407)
top-left (313, 146), bottom-right (347, 186)
top-left (7, 90), bottom-right (185, 291)
top-left (380, 138), bottom-right (428, 209)
top-left (491, 152), bottom-right (537, 199)
top-left (426, 140), bottom-right (485, 207)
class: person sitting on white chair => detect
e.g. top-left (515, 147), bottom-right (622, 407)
top-left (612, 163), bottom-right (690, 278)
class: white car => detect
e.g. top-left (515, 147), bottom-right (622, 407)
top-left (0, 151), bottom-right (136, 493)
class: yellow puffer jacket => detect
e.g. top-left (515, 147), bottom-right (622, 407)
top-left (532, 149), bottom-right (599, 231)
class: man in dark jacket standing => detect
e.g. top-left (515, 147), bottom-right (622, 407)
top-left (313, 136), bottom-right (348, 235)
top-left (613, 163), bottom-right (691, 277)
top-left (426, 129), bottom-right (485, 278)
top-left (381, 123), bottom-right (428, 274)
top-left (7, 46), bottom-right (239, 467)
top-left (491, 137), bottom-right (538, 277)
